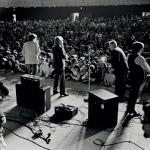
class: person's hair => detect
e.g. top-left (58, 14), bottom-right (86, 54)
top-left (54, 36), bottom-right (64, 48)
top-left (131, 41), bottom-right (144, 54)
top-left (74, 64), bottom-right (80, 72)
top-left (109, 40), bottom-right (118, 47)
top-left (28, 33), bottom-right (37, 41)
top-left (40, 51), bottom-right (46, 57)
top-left (90, 65), bottom-right (95, 72)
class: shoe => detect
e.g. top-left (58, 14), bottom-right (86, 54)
top-left (122, 113), bottom-right (135, 127)
top-left (53, 91), bottom-right (59, 95)
top-left (130, 111), bottom-right (140, 117)
top-left (60, 93), bottom-right (69, 97)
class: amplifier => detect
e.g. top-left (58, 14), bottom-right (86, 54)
top-left (21, 74), bottom-right (46, 88)
top-left (88, 89), bottom-right (119, 129)
top-left (16, 84), bottom-right (51, 114)
top-left (55, 104), bottom-right (78, 120)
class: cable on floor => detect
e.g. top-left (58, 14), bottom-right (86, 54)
top-left (93, 139), bottom-right (146, 150)
top-left (4, 126), bottom-right (51, 150)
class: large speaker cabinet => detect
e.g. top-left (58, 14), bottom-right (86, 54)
top-left (88, 89), bottom-right (119, 129)
top-left (16, 84), bottom-right (51, 114)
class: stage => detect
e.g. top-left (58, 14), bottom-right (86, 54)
top-left (0, 73), bottom-right (149, 150)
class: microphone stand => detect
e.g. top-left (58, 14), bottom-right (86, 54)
top-left (84, 45), bottom-right (91, 102)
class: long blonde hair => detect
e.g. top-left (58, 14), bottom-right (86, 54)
top-left (54, 36), bottom-right (64, 48)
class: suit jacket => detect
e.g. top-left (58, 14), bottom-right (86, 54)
top-left (22, 41), bottom-right (40, 64)
top-left (52, 45), bottom-right (67, 70)
top-left (110, 47), bottom-right (128, 76)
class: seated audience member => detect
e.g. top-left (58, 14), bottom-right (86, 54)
top-left (70, 64), bottom-right (80, 81)
top-left (1, 51), bottom-right (12, 72)
top-left (1, 58), bottom-right (8, 71)
top-left (89, 65), bottom-right (96, 82)
top-left (10, 53), bottom-right (26, 73)
top-left (104, 67), bottom-right (115, 87)
top-left (98, 56), bottom-right (108, 81)
top-left (17, 52), bottom-right (24, 63)
top-left (38, 51), bottom-right (50, 77)
top-left (78, 57), bottom-right (85, 67)
top-left (70, 57), bottom-right (78, 68)
top-left (80, 65), bottom-right (89, 83)
top-left (46, 52), bottom-right (53, 65)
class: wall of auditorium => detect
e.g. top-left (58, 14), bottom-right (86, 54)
top-left (0, 5), bottom-right (150, 20)
top-left (0, 0), bottom-right (150, 7)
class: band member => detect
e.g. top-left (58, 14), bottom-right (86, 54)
top-left (22, 33), bottom-right (40, 75)
top-left (52, 36), bottom-right (69, 96)
top-left (126, 41), bottom-right (150, 116)
top-left (109, 40), bottom-right (128, 97)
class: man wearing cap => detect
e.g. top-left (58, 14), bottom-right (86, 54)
top-left (22, 33), bottom-right (40, 75)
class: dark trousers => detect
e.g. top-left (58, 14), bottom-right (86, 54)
top-left (115, 71), bottom-right (128, 97)
top-left (53, 69), bottom-right (65, 94)
top-left (27, 64), bottom-right (37, 75)
top-left (127, 81), bottom-right (141, 113)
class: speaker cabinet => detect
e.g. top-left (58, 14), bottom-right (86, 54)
top-left (88, 89), bottom-right (119, 129)
top-left (21, 74), bottom-right (46, 88)
top-left (16, 84), bottom-right (51, 114)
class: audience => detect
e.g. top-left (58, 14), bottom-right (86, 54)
top-left (0, 15), bottom-right (150, 86)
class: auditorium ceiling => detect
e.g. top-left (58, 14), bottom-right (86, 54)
top-left (0, 0), bottom-right (150, 8)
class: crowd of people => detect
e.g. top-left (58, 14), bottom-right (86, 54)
top-left (0, 15), bottom-right (150, 85)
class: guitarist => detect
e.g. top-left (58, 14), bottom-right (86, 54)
top-left (126, 41), bottom-right (150, 117)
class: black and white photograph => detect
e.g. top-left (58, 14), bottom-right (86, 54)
top-left (0, 0), bottom-right (150, 150)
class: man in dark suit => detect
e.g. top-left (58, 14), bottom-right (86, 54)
top-left (109, 40), bottom-right (128, 97)
top-left (52, 36), bottom-right (68, 96)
